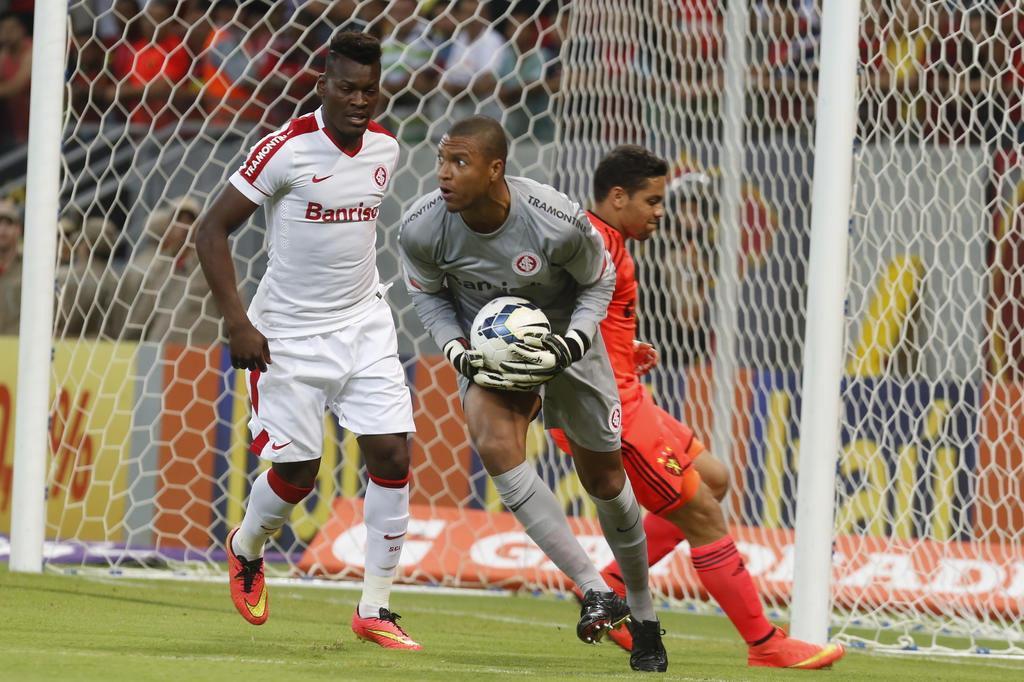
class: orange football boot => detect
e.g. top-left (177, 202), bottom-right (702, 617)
top-left (748, 627), bottom-right (845, 669)
top-left (351, 608), bottom-right (422, 650)
top-left (226, 527), bottom-right (269, 625)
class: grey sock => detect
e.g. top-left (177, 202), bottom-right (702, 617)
top-left (492, 460), bottom-right (608, 594)
top-left (591, 478), bottom-right (656, 621)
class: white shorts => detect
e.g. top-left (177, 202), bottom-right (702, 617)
top-left (246, 298), bottom-right (416, 463)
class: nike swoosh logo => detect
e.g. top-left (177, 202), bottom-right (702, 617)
top-left (245, 586), bottom-right (268, 619)
top-left (508, 490), bottom-right (536, 513)
top-left (616, 512), bottom-right (641, 533)
top-left (271, 440), bottom-right (292, 450)
top-left (312, 174), bottom-right (332, 183)
top-left (383, 532), bottom-right (406, 540)
top-left (365, 628), bottom-right (417, 646)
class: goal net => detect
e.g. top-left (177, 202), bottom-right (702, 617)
top-left (3, 0), bottom-right (1022, 659)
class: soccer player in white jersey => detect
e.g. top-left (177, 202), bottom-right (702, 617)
top-left (196, 32), bottom-right (421, 650)
top-left (399, 116), bottom-right (667, 672)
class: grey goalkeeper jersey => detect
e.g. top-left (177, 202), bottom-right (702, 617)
top-left (398, 175), bottom-right (616, 351)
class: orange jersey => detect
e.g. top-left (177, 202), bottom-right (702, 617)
top-left (587, 210), bottom-right (645, 419)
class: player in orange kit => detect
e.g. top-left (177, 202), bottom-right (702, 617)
top-left (547, 146), bottom-right (845, 670)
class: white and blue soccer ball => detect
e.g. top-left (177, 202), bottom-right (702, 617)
top-left (470, 296), bottom-right (551, 371)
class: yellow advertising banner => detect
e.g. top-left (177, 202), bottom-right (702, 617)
top-left (0, 337), bottom-right (135, 541)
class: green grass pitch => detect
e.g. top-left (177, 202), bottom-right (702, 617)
top-left (1, 567), bottom-right (1021, 681)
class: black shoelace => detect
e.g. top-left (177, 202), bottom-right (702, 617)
top-left (234, 556), bottom-right (263, 593)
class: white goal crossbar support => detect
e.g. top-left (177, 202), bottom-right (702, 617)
top-left (790, 0), bottom-right (862, 643)
top-left (10, 0), bottom-right (69, 573)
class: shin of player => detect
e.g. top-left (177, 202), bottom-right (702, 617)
top-left (196, 32), bottom-right (419, 650)
top-left (553, 146), bottom-right (844, 670)
top-left (398, 116), bottom-right (666, 672)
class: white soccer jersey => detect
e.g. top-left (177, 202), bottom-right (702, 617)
top-left (229, 107), bottom-right (400, 339)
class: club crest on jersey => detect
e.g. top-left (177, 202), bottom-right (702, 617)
top-left (657, 448), bottom-right (683, 477)
top-left (512, 251), bottom-right (542, 277)
top-left (374, 165), bottom-right (388, 188)
top-left (608, 404), bottom-right (622, 432)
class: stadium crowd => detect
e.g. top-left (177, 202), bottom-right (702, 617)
top-left (0, 0), bottom-right (1021, 352)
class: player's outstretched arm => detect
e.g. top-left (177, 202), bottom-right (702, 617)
top-left (195, 184), bottom-right (271, 372)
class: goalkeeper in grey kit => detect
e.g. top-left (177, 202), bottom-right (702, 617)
top-left (398, 116), bottom-right (667, 672)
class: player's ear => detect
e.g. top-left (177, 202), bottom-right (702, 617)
top-left (611, 186), bottom-right (628, 209)
top-left (490, 159), bottom-right (504, 182)
top-left (315, 74), bottom-right (326, 98)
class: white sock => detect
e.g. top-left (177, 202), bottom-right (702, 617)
top-left (493, 461), bottom-right (609, 595)
top-left (358, 479), bottom-right (410, 618)
top-left (232, 469), bottom-right (309, 559)
top-left (591, 477), bottom-right (656, 621)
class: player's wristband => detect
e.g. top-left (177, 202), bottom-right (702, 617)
top-left (443, 337), bottom-right (476, 378)
top-left (562, 329), bottom-right (591, 363)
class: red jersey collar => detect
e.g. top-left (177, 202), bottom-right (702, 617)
top-left (586, 210), bottom-right (625, 246)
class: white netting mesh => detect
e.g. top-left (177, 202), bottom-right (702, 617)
top-left (2, 0), bottom-right (1022, 659)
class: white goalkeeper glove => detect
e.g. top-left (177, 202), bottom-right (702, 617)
top-left (444, 338), bottom-right (544, 392)
top-left (502, 329), bottom-right (591, 379)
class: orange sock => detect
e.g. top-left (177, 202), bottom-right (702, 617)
top-left (691, 535), bottom-right (774, 645)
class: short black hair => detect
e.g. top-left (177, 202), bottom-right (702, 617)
top-left (447, 116), bottom-right (509, 163)
top-left (327, 31), bottom-right (382, 68)
top-left (593, 145), bottom-right (669, 201)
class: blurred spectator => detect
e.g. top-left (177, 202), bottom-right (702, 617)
top-left (55, 217), bottom-right (118, 338)
top-left (497, 2), bottom-right (560, 140)
top-left (200, 1), bottom-right (269, 125)
top-left (115, 196), bottom-right (220, 344)
top-left (929, 6), bottom-right (1015, 145)
top-left (0, 199), bottom-right (22, 335)
top-left (56, 216), bottom-right (82, 269)
top-left (107, 0), bottom-right (191, 130)
top-left (438, 0), bottom-right (508, 123)
top-left (859, 0), bottom-right (935, 141)
top-left (0, 12), bottom-right (32, 152)
top-left (643, 171), bottom-right (717, 368)
top-left (379, 0), bottom-right (440, 140)
top-left (68, 30), bottom-right (117, 128)
top-left (256, 3), bottom-right (325, 125)
top-left (748, 0), bottom-right (820, 129)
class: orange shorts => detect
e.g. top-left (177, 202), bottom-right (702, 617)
top-left (550, 392), bottom-right (704, 515)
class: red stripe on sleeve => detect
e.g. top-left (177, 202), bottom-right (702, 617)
top-left (238, 114), bottom-right (317, 185)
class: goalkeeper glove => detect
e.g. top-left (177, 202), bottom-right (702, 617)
top-left (444, 337), bottom-right (544, 392)
top-left (444, 337), bottom-right (482, 379)
top-left (502, 329), bottom-right (591, 378)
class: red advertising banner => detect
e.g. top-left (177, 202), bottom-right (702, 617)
top-left (300, 499), bottom-right (1024, 619)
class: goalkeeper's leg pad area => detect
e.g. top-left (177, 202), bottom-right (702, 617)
top-left (226, 527), bottom-right (269, 625)
top-left (577, 589), bottom-right (631, 644)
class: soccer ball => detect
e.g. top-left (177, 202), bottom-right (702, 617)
top-left (470, 296), bottom-right (551, 371)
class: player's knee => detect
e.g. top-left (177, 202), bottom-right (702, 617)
top-left (668, 484), bottom-right (727, 545)
top-left (359, 434), bottom-right (411, 480)
top-left (271, 458), bottom-right (321, 489)
top-left (697, 454), bottom-right (730, 502)
top-left (577, 463), bottom-right (626, 500)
